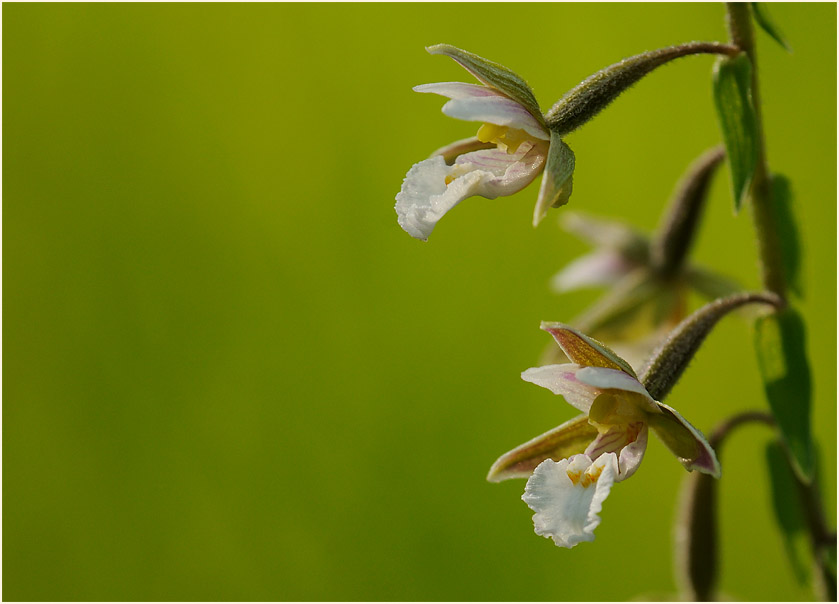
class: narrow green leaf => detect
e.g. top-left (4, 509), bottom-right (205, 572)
top-left (754, 308), bottom-right (814, 480)
top-left (770, 174), bottom-right (803, 297)
top-left (712, 53), bottom-right (758, 212)
top-left (765, 441), bottom-right (809, 584)
top-left (751, 3), bottom-right (793, 53)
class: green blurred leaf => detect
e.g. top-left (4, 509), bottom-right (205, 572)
top-left (754, 308), bottom-right (814, 480)
top-left (770, 174), bottom-right (804, 298)
top-left (765, 440), bottom-right (809, 584)
top-left (751, 3), bottom-right (793, 53)
top-left (712, 53), bottom-right (758, 212)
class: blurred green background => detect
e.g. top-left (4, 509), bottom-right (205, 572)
top-left (4, 3), bottom-right (835, 601)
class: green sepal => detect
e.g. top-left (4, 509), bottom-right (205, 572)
top-left (753, 307), bottom-right (814, 481)
top-left (426, 44), bottom-right (544, 126)
top-left (770, 174), bottom-right (803, 298)
top-left (486, 414), bottom-right (597, 482)
top-left (765, 440), bottom-right (809, 584)
top-left (712, 53), bottom-right (759, 212)
top-left (533, 132), bottom-right (575, 226)
top-left (751, 3), bottom-right (793, 53)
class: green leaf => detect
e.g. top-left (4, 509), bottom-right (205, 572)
top-left (712, 53), bottom-right (759, 212)
top-left (770, 174), bottom-right (803, 297)
top-left (426, 44), bottom-right (545, 125)
top-left (533, 132), bottom-right (575, 226)
top-left (754, 308), bottom-right (814, 480)
top-left (765, 440), bottom-right (809, 584)
top-left (751, 3), bottom-right (793, 53)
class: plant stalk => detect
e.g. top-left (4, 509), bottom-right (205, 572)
top-left (725, 3), bottom-right (787, 299)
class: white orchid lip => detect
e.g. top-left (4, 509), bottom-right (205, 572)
top-left (523, 452), bottom-right (618, 548)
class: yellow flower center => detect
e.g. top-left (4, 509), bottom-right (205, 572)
top-left (476, 123), bottom-right (532, 154)
top-left (566, 464), bottom-right (604, 488)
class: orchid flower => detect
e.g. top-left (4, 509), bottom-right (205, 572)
top-left (395, 45), bottom-right (574, 241)
top-left (488, 322), bottom-right (719, 548)
top-left (543, 147), bottom-right (741, 369)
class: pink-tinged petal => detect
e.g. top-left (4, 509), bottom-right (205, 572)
top-left (540, 322), bottom-right (637, 377)
top-left (616, 422), bottom-right (648, 480)
top-left (453, 143), bottom-right (547, 197)
top-left (522, 452), bottom-right (618, 548)
top-left (521, 364), bottom-right (602, 413)
top-left (414, 81), bottom-right (507, 99)
top-left (429, 136), bottom-right (494, 164)
top-left (649, 402), bottom-right (720, 478)
top-left (584, 421), bottom-right (648, 482)
top-left (576, 367), bottom-right (657, 411)
top-left (487, 414), bottom-right (598, 482)
top-left (414, 82), bottom-right (548, 140)
top-left (550, 250), bottom-right (638, 293)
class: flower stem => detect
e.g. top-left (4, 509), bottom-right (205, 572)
top-left (724, 3), bottom-right (787, 299)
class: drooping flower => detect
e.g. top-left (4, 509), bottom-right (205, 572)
top-left (395, 45), bottom-right (574, 241)
top-left (488, 322), bottom-right (719, 548)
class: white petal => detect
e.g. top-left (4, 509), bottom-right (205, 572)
top-left (584, 422), bottom-right (648, 481)
top-left (395, 143), bottom-right (546, 241)
top-left (522, 453), bottom-right (618, 548)
top-left (576, 366), bottom-right (657, 409)
top-left (550, 250), bottom-right (637, 293)
top-left (395, 156), bottom-right (454, 240)
top-left (520, 364), bottom-right (601, 413)
top-left (415, 82), bottom-right (549, 140)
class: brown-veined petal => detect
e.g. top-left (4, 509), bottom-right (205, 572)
top-left (487, 414), bottom-right (598, 482)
